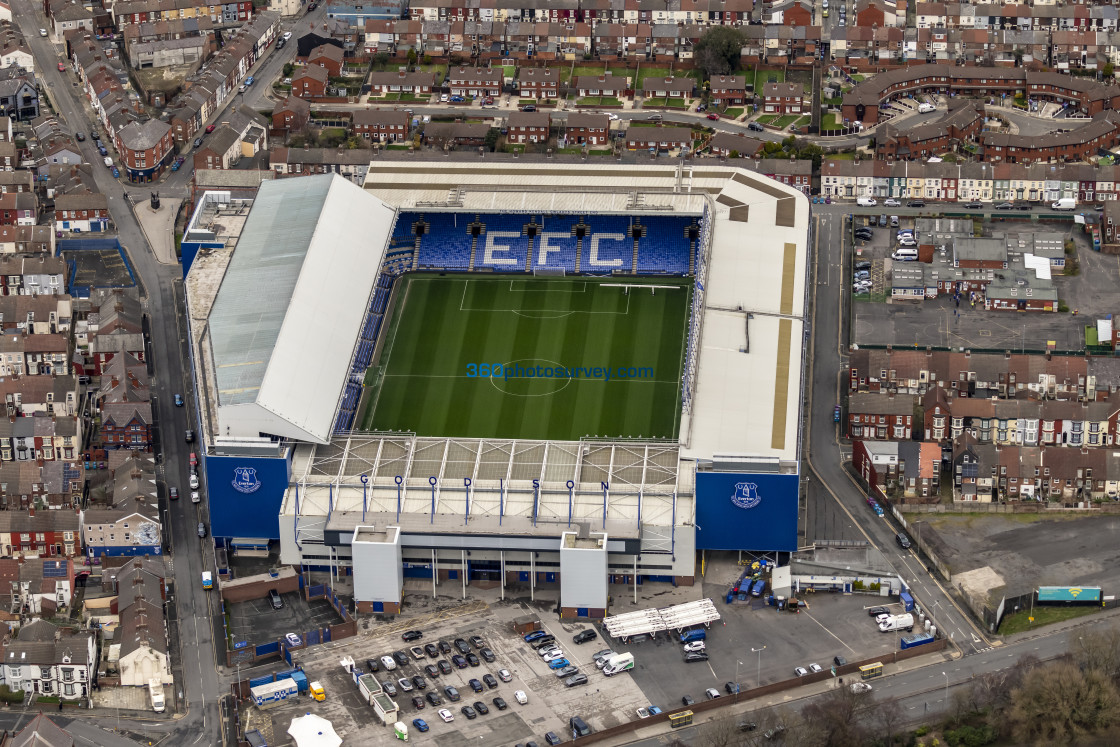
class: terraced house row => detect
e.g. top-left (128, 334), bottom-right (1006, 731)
top-left (821, 159), bottom-right (1120, 203)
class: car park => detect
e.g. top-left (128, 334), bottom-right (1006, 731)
top-left (412, 718), bottom-right (429, 732)
top-left (444, 686), bottom-right (460, 702)
top-left (480, 648), bottom-right (495, 662)
top-left (438, 708), bottom-right (454, 723)
top-left (574, 630), bottom-right (597, 644)
top-left (482, 674), bottom-right (498, 688)
top-left (794, 666), bottom-right (808, 676)
top-left (474, 700), bottom-right (489, 715)
top-left (411, 675), bottom-right (426, 690)
top-left (402, 630), bottom-right (423, 641)
top-left (425, 691), bottom-right (442, 707)
top-left (493, 696), bottom-right (508, 710)
top-left (468, 678), bottom-right (483, 693)
top-left (461, 705), bottom-right (477, 719)
top-left (452, 654), bottom-right (468, 668)
top-left (497, 668), bottom-right (512, 682)
top-left (437, 659), bottom-right (452, 674)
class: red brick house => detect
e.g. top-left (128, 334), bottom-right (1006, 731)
top-left (642, 76), bottom-right (692, 100)
top-left (352, 109), bottom-right (411, 142)
top-left (292, 65), bottom-right (329, 100)
top-left (447, 66), bottom-right (503, 97)
top-left (0, 193), bottom-right (36, 226)
top-left (781, 1), bottom-right (813, 26)
top-left (709, 75), bottom-right (747, 105)
top-left (855, 0), bottom-right (889, 28)
top-left (271, 96), bottom-right (310, 133)
top-left (115, 119), bottom-right (175, 183)
top-left (624, 126), bottom-right (691, 152)
top-left (763, 82), bottom-right (804, 115)
top-left (507, 110), bottom-right (550, 144)
top-left (308, 44), bottom-right (343, 78)
top-left (99, 402), bottom-right (153, 450)
top-left (518, 68), bottom-right (559, 99)
top-left (563, 113), bottom-right (610, 147)
top-left (848, 392), bottom-right (917, 440)
top-left (369, 70), bottom-right (437, 95)
top-left (0, 509), bottom-right (80, 558)
top-left (575, 73), bottom-right (628, 99)
top-left (54, 193), bottom-right (110, 233)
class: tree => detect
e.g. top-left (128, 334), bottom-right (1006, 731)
top-left (762, 140), bottom-right (783, 156)
top-left (407, 48), bottom-right (418, 67)
top-left (696, 716), bottom-right (741, 747)
top-left (1008, 661), bottom-right (1120, 743)
top-left (694, 26), bottom-right (746, 77)
top-left (1072, 626), bottom-right (1120, 680)
top-left (872, 697), bottom-right (905, 746)
top-left (283, 63), bottom-right (294, 78)
top-left (374, 52), bottom-right (390, 69)
top-left (1105, 62), bottom-right (1115, 78)
top-left (800, 687), bottom-right (870, 747)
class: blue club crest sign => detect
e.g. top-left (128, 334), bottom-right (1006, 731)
top-left (730, 482), bottom-right (761, 510)
top-left (232, 466), bottom-right (262, 494)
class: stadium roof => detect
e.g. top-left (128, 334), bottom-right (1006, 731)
top-left (206, 174), bottom-right (395, 443)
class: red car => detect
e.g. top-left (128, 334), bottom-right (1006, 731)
top-left (57, 62), bottom-right (66, 72)
top-left (205, 124), bottom-right (216, 134)
top-left (706, 113), bottom-right (719, 120)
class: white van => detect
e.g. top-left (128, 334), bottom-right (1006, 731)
top-left (917, 102), bottom-right (935, 113)
top-left (856, 197), bottom-right (877, 207)
top-left (603, 652), bottom-right (634, 676)
top-left (892, 247), bottom-right (918, 261)
top-left (878, 613), bottom-right (915, 632)
top-left (1051, 197), bottom-right (1076, 211)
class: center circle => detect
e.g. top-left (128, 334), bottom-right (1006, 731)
top-left (488, 358), bottom-right (574, 398)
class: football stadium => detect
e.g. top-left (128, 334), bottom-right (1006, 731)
top-left (182, 161), bottom-right (810, 616)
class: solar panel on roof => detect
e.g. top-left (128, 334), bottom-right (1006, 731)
top-left (42, 562), bottom-right (67, 578)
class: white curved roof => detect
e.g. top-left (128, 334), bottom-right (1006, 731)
top-left (207, 174), bottom-right (395, 443)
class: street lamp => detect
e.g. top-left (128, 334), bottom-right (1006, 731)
top-left (735, 660), bottom-right (744, 699)
top-left (942, 671), bottom-right (948, 704)
top-left (752, 646), bottom-right (766, 689)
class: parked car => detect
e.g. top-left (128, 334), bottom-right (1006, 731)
top-left (284, 632), bottom-right (300, 647)
top-left (524, 631), bottom-right (549, 642)
top-left (965, 201), bottom-right (983, 209)
top-left (521, 105), bottom-right (536, 112)
top-left (205, 124), bottom-right (216, 134)
top-left (995, 202), bottom-right (1014, 210)
top-left (497, 668), bottom-right (512, 682)
top-left (193, 138), bottom-right (202, 149)
top-left (794, 666), bottom-right (808, 676)
top-left (573, 630), bottom-right (597, 644)
top-left (884, 198), bottom-right (901, 207)
top-left (896, 532), bottom-right (912, 549)
top-left (834, 655), bottom-right (848, 667)
top-left (455, 638), bottom-right (471, 654)
top-left (906, 199), bottom-right (926, 207)
top-left (565, 673), bottom-right (588, 687)
top-left (425, 692), bottom-right (442, 707)
top-left (460, 704), bottom-right (477, 719)
top-left (725, 681), bottom-right (741, 695)
top-left (412, 675), bottom-right (427, 690)
top-left (424, 664), bottom-right (439, 678)
top-left (482, 674), bottom-right (498, 689)
top-left (437, 659), bottom-right (452, 675)
top-left (466, 653), bottom-right (480, 667)
top-left (474, 700), bottom-right (489, 715)
top-left (367, 658), bottom-right (380, 673)
top-left (548, 658), bottom-right (571, 670)
top-left (684, 652), bottom-right (709, 663)
top-left (452, 655), bottom-right (468, 669)
top-left (450, 95), bottom-right (464, 102)
top-left (409, 646), bottom-right (425, 660)
top-left (268, 589), bottom-right (282, 609)
top-left (398, 678), bottom-right (414, 693)
top-left (468, 678), bottom-right (483, 693)
top-left (402, 630), bottom-right (423, 641)
top-left (683, 641), bottom-right (706, 653)
top-left (545, 732), bottom-right (562, 745)
top-left (493, 696), bottom-right (508, 710)
top-left (514, 690), bottom-right (528, 705)
top-left (444, 686), bottom-right (460, 702)
top-left (681, 694), bottom-right (695, 706)
top-left (809, 663), bottom-right (823, 674)
top-left (382, 681), bottom-right (398, 696)
top-left (438, 640), bottom-right (452, 654)
top-left (833, 405), bottom-right (842, 422)
top-left (705, 688), bottom-right (721, 699)
top-left (438, 708), bottom-right (453, 722)
top-left (480, 648), bottom-right (496, 663)
top-left (412, 717), bottom-right (429, 732)
top-left (424, 643), bottom-right (439, 658)
top-left (706, 113), bottom-right (720, 120)
top-left (554, 665), bottom-right (578, 678)
top-left (393, 651), bottom-right (409, 667)
top-left (747, 122), bottom-right (764, 132)
top-left (867, 606), bottom-right (890, 618)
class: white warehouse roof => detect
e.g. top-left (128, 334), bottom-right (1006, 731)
top-left (207, 174), bottom-right (395, 443)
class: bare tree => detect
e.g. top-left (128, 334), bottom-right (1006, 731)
top-left (1072, 625), bottom-right (1120, 680)
top-left (872, 696), bottom-right (905, 746)
top-left (801, 687), bottom-right (870, 747)
top-left (696, 715), bottom-right (742, 747)
top-left (1008, 661), bottom-right (1120, 744)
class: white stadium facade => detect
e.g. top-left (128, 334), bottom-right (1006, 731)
top-left (181, 161), bottom-right (810, 617)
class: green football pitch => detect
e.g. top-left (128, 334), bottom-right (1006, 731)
top-left (361, 275), bottom-right (692, 440)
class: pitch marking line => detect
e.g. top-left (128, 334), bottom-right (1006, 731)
top-left (457, 279), bottom-right (633, 316)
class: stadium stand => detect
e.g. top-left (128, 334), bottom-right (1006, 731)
top-left (529, 215), bottom-right (580, 273)
top-left (635, 216), bottom-right (693, 275)
top-left (582, 215), bottom-right (637, 273)
top-left (416, 213), bottom-right (475, 270)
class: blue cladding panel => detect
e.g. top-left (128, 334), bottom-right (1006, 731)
top-left (694, 472), bottom-right (799, 552)
top-left (205, 453), bottom-right (292, 541)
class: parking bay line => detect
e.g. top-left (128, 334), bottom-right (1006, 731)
top-left (802, 610), bottom-right (856, 653)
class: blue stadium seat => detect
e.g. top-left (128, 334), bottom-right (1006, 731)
top-left (415, 213), bottom-right (474, 270)
top-left (474, 214), bottom-right (530, 272)
top-left (529, 215), bottom-right (580, 273)
top-left (582, 216), bottom-right (635, 272)
top-left (635, 216), bottom-right (691, 274)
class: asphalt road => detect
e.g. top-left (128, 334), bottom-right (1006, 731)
top-left (12, 0), bottom-right (220, 742)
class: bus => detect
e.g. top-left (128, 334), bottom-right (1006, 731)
top-left (859, 662), bottom-right (884, 680)
top-left (668, 710), bottom-right (693, 728)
